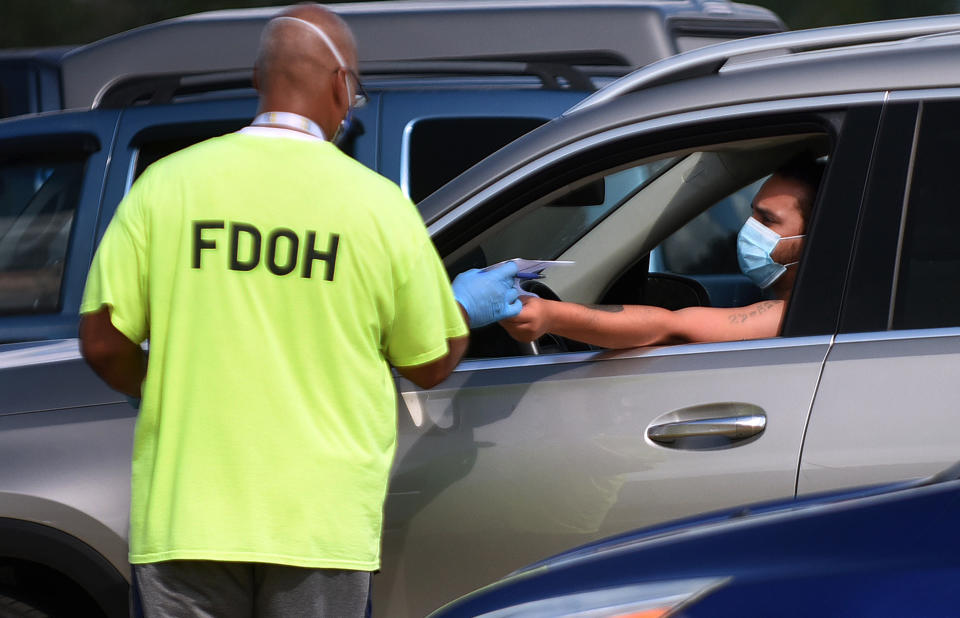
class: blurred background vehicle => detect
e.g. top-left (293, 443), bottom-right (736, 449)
top-left (1, 0), bottom-right (955, 50)
top-left (430, 462), bottom-right (960, 618)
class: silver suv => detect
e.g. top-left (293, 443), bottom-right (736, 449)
top-left (392, 14), bottom-right (960, 616)
top-left (9, 7), bottom-right (960, 618)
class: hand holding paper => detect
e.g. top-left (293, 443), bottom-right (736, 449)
top-left (482, 258), bottom-right (575, 296)
top-left (452, 261), bottom-right (522, 327)
top-left (453, 258), bottom-right (575, 328)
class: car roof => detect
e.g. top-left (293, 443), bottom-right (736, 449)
top-left (418, 14), bottom-right (960, 222)
top-left (0, 47), bottom-right (75, 64)
top-left (57, 0), bottom-right (783, 110)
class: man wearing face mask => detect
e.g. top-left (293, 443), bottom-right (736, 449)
top-left (77, 4), bottom-right (520, 617)
top-left (501, 157), bottom-right (823, 349)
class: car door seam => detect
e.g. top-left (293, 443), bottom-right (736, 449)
top-left (794, 94), bottom-right (889, 496)
top-left (886, 101), bottom-right (923, 329)
top-left (90, 107), bottom-right (125, 245)
top-left (793, 332), bottom-right (836, 496)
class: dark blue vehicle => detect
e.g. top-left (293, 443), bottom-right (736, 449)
top-left (431, 464), bottom-right (960, 617)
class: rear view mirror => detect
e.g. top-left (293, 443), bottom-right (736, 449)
top-left (552, 179), bottom-right (605, 207)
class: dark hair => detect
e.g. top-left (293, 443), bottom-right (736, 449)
top-left (778, 154), bottom-right (825, 191)
top-left (775, 154), bottom-right (826, 218)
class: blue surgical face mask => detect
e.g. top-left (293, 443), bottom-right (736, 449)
top-left (737, 217), bottom-right (804, 289)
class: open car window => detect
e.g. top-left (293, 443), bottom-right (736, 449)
top-left (446, 132), bottom-right (831, 358)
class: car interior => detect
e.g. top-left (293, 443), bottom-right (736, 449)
top-left (0, 159), bottom-right (84, 314)
top-left (445, 132), bottom-right (832, 357)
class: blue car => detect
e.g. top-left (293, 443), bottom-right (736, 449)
top-left (431, 463), bottom-right (960, 617)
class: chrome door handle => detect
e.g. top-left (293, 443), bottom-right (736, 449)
top-left (647, 414), bottom-right (765, 444)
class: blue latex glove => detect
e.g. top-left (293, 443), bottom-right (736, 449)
top-left (452, 261), bottom-right (522, 328)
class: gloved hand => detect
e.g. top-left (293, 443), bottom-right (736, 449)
top-left (452, 261), bottom-right (522, 328)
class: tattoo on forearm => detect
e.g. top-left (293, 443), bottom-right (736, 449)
top-left (579, 304), bottom-right (625, 313)
top-left (727, 301), bottom-right (779, 325)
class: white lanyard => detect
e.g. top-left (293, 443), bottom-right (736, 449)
top-left (251, 112), bottom-right (326, 140)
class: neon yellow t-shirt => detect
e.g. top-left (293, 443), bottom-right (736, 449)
top-left (81, 132), bottom-right (467, 569)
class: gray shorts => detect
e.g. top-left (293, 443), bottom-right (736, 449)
top-left (132, 561), bottom-right (371, 618)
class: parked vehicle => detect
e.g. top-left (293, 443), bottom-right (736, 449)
top-left (0, 0), bottom-right (784, 119)
top-left (390, 14), bottom-right (960, 615)
top-left (430, 463), bottom-right (960, 618)
top-left (14, 5), bottom-right (960, 618)
top-left (0, 47), bottom-right (72, 120)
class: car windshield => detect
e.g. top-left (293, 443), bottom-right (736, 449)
top-left (451, 156), bottom-right (678, 272)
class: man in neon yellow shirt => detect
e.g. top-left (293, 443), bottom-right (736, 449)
top-left (78, 5), bottom-right (520, 616)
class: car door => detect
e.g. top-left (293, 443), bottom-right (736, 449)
top-left (799, 94), bottom-right (960, 493)
top-left (0, 110), bottom-right (135, 596)
top-left (376, 98), bottom-right (882, 617)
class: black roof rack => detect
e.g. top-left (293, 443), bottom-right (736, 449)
top-left (96, 58), bottom-right (617, 108)
top-left (97, 71), bottom-right (253, 109)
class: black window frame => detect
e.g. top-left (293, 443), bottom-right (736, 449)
top-left (406, 116), bottom-right (549, 203)
top-left (842, 96), bottom-right (960, 334)
top-left (838, 101), bottom-right (919, 334)
top-left (890, 99), bottom-right (960, 331)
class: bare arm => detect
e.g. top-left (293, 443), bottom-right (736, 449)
top-left (501, 297), bottom-right (784, 349)
top-left (393, 305), bottom-right (470, 389)
top-left (79, 307), bottom-right (148, 397)
top-left (672, 300), bottom-right (784, 344)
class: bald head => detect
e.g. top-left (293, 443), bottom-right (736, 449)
top-left (253, 4), bottom-right (359, 137)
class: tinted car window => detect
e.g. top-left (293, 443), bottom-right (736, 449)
top-left (0, 155), bottom-right (86, 314)
top-left (0, 67), bottom-right (30, 119)
top-left (652, 178), bottom-right (764, 275)
top-left (470, 158), bottom-right (676, 269)
top-left (130, 117), bottom-right (372, 185)
top-left (649, 179), bottom-right (767, 308)
top-left (133, 122), bottom-right (250, 181)
top-left (407, 117), bottom-right (547, 203)
top-left (892, 101), bottom-right (960, 330)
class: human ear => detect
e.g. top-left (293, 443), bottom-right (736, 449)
top-left (332, 67), bottom-right (350, 112)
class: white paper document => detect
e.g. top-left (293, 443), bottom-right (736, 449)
top-left (482, 259), bottom-right (575, 275)
top-left (482, 259), bottom-right (575, 296)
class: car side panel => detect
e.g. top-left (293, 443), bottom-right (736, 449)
top-left (800, 92), bottom-right (960, 493)
top-left (799, 331), bottom-right (960, 493)
top-left (0, 364), bottom-right (133, 577)
top-left (382, 339), bottom-right (829, 617)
